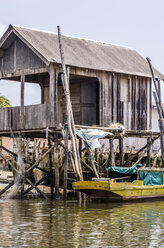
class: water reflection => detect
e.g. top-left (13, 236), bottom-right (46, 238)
top-left (0, 199), bottom-right (164, 247)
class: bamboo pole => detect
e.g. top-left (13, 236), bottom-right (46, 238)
top-left (152, 150), bottom-right (161, 168)
top-left (61, 125), bottom-right (68, 199)
top-left (146, 58), bottom-right (164, 167)
top-left (146, 58), bottom-right (161, 101)
top-left (57, 25), bottom-right (83, 181)
top-left (48, 137), bottom-right (54, 199)
top-left (54, 133), bottom-right (59, 198)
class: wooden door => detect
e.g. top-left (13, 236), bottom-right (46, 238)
top-left (81, 81), bottom-right (99, 126)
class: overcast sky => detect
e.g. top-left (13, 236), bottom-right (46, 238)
top-left (0, 0), bottom-right (164, 106)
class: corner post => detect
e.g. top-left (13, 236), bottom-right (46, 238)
top-left (49, 63), bottom-right (58, 127)
top-left (20, 72), bottom-right (25, 129)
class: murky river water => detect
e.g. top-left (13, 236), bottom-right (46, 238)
top-left (0, 199), bottom-right (164, 248)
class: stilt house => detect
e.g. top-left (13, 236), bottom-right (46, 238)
top-left (0, 25), bottom-right (163, 137)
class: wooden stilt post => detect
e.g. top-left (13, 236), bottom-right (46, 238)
top-left (54, 133), bottom-right (59, 198)
top-left (64, 127), bottom-right (68, 199)
top-left (61, 124), bottom-right (69, 199)
top-left (18, 134), bottom-right (25, 198)
top-left (119, 137), bottom-right (124, 166)
top-left (159, 119), bottom-right (164, 167)
top-left (79, 139), bottom-right (82, 158)
top-left (147, 137), bottom-right (151, 167)
top-left (110, 138), bottom-right (115, 166)
top-left (48, 137), bottom-right (54, 199)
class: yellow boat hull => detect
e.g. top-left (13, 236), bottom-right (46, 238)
top-left (73, 179), bottom-right (164, 201)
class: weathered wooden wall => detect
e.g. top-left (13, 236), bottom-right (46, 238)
top-left (0, 37), bottom-right (46, 75)
top-left (0, 104), bottom-right (55, 131)
top-left (69, 67), bottom-right (152, 130)
top-left (0, 36), bottom-right (152, 133)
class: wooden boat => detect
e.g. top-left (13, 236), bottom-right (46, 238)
top-left (72, 167), bottom-right (164, 201)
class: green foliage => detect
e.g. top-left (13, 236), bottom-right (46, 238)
top-left (0, 95), bottom-right (11, 108)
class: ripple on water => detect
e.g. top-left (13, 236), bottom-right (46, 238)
top-left (0, 200), bottom-right (164, 247)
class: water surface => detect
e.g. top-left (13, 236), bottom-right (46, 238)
top-left (0, 199), bottom-right (164, 247)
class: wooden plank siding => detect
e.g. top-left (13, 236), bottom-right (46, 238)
top-left (0, 59), bottom-right (152, 132)
top-left (0, 104), bottom-right (54, 131)
top-left (70, 83), bottom-right (81, 124)
top-left (0, 37), bottom-right (46, 75)
top-left (63, 68), bottom-right (152, 130)
top-left (0, 28), bottom-right (153, 134)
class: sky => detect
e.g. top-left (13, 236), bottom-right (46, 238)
top-left (0, 0), bottom-right (164, 106)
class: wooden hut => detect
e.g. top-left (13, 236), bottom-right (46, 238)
top-left (0, 24), bottom-right (163, 137)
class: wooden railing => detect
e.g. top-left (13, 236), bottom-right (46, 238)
top-left (0, 104), bottom-right (56, 131)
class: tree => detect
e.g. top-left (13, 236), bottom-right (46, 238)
top-left (0, 95), bottom-right (11, 108)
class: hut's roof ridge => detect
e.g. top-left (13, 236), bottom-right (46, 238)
top-left (0, 24), bottom-right (163, 79)
top-left (11, 24), bottom-right (134, 51)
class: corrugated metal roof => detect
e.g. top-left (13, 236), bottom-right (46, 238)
top-left (0, 25), bottom-right (163, 78)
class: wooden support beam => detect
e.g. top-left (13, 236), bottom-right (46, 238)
top-left (81, 159), bottom-right (94, 173)
top-left (109, 138), bottom-right (115, 166)
top-left (147, 137), bottom-right (151, 167)
top-left (25, 177), bottom-right (48, 199)
top-left (123, 135), bottom-right (159, 166)
top-left (20, 72), bottom-right (25, 129)
top-left (48, 137), bottom-right (54, 199)
top-left (132, 151), bottom-right (146, 168)
top-left (0, 145), bottom-right (17, 157)
top-left (119, 137), bottom-right (124, 166)
top-left (0, 152), bottom-right (18, 174)
top-left (0, 181), bottom-right (14, 197)
top-left (61, 126), bottom-right (69, 199)
top-left (54, 133), bottom-right (59, 198)
top-left (95, 148), bottom-right (99, 173)
top-left (21, 72), bottom-right (25, 107)
top-left (23, 175), bottom-right (49, 195)
top-left (26, 145), bottom-right (54, 173)
top-left (49, 64), bottom-right (58, 126)
top-left (152, 150), bottom-right (161, 168)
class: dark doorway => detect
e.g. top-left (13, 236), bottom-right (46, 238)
top-left (58, 75), bottom-right (99, 126)
top-left (81, 79), bottom-right (99, 126)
